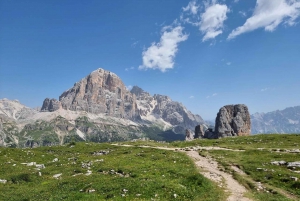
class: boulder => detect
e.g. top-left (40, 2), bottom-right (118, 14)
top-left (215, 104), bottom-right (251, 138)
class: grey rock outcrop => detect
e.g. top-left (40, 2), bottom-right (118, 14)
top-left (58, 68), bottom-right (139, 120)
top-left (41, 98), bottom-right (61, 112)
top-left (185, 129), bottom-right (194, 141)
top-left (131, 86), bottom-right (205, 132)
top-left (215, 104), bottom-right (251, 137)
top-left (204, 128), bottom-right (217, 139)
top-left (194, 125), bottom-right (205, 138)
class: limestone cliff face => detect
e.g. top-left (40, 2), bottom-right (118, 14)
top-left (41, 98), bottom-right (61, 112)
top-left (58, 68), bottom-right (139, 120)
top-left (130, 86), bottom-right (204, 132)
top-left (215, 104), bottom-right (251, 137)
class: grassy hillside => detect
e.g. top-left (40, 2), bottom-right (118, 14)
top-left (118, 134), bottom-right (300, 201)
top-left (0, 142), bottom-right (223, 201)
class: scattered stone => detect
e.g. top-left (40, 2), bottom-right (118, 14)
top-left (136, 194), bottom-right (142, 197)
top-left (290, 149), bottom-right (300, 153)
top-left (36, 164), bottom-right (45, 169)
top-left (52, 158), bottom-right (59, 162)
top-left (290, 177), bottom-right (298, 181)
top-left (26, 162), bottom-right (36, 166)
top-left (271, 161), bottom-right (287, 166)
top-left (92, 150), bottom-right (110, 155)
top-left (82, 161), bottom-right (93, 168)
top-left (94, 159), bottom-right (104, 162)
top-left (38, 172), bottom-right (42, 176)
top-left (0, 179), bottom-right (7, 184)
top-left (88, 189), bottom-right (96, 193)
top-left (53, 173), bottom-right (62, 179)
top-left (85, 170), bottom-right (92, 176)
top-left (287, 162), bottom-right (300, 168)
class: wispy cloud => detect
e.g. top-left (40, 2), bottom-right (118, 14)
top-left (206, 93), bottom-right (218, 98)
top-left (139, 26), bottom-right (188, 72)
top-left (131, 41), bottom-right (139, 47)
top-left (228, 0), bottom-right (300, 40)
top-left (226, 62), bottom-right (231, 65)
top-left (261, 87), bottom-right (269, 92)
top-left (182, 0), bottom-right (199, 15)
top-left (189, 95), bottom-right (195, 99)
top-left (125, 67), bottom-right (135, 71)
top-left (238, 11), bottom-right (247, 17)
top-left (200, 2), bottom-right (229, 41)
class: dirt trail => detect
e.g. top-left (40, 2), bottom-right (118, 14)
top-left (113, 144), bottom-right (252, 201)
top-left (186, 150), bottom-right (252, 201)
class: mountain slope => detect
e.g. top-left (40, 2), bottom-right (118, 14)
top-left (251, 106), bottom-right (300, 134)
top-left (131, 86), bottom-right (204, 133)
top-left (0, 68), bottom-right (205, 147)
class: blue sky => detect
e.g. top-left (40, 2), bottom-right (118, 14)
top-left (1, 0), bottom-right (300, 120)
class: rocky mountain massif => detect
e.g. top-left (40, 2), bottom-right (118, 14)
top-left (251, 106), bottom-right (300, 134)
top-left (194, 104), bottom-right (251, 139)
top-left (0, 68), bottom-right (205, 147)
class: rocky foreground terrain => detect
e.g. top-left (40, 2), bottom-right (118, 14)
top-left (0, 68), bottom-right (205, 147)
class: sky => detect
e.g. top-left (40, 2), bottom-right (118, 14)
top-left (1, 0), bottom-right (300, 120)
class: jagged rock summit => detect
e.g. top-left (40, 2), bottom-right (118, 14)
top-left (130, 86), bottom-right (205, 133)
top-left (251, 106), bottom-right (300, 134)
top-left (215, 104), bottom-right (251, 137)
top-left (41, 68), bottom-right (204, 134)
top-left (42, 68), bottom-right (139, 120)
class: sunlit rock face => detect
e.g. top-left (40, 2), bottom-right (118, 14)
top-left (215, 104), bottom-right (251, 137)
top-left (58, 68), bottom-right (139, 120)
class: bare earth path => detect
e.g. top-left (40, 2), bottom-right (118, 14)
top-left (113, 144), bottom-right (252, 201)
top-left (185, 150), bottom-right (252, 201)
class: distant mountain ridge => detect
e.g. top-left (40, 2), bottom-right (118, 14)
top-left (0, 68), bottom-right (205, 147)
top-left (251, 106), bottom-right (300, 134)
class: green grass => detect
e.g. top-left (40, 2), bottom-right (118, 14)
top-left (119, 134), bottom-right (300, 201)
top-left (0, 142), bottom-right (223, 201)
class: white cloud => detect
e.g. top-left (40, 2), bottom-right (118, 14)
top-left (261, 87), bottom-right (269, 92)
top-left (183, 0), bottom-right (199, 15)
top-left (228, 0), bottom-right (300, 40)
top-left (200, 3), bottom-right (229, 41)
top-left (189, 95), bottom-right (195, 99)
top-left (125, 67), bottom-right (135, 71)
top-left (206, 93), bottom-right (217, 98)
top-left (234, 0), bottom-right (240, 3)
top-left (139, 26), bottom-right (188, 72)
top-left (131, 41), bottom-right (139, 47)
top-left (226, 62), bottom-right (231, 65)
top-left (239, 11), bottom-right (247, 17)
